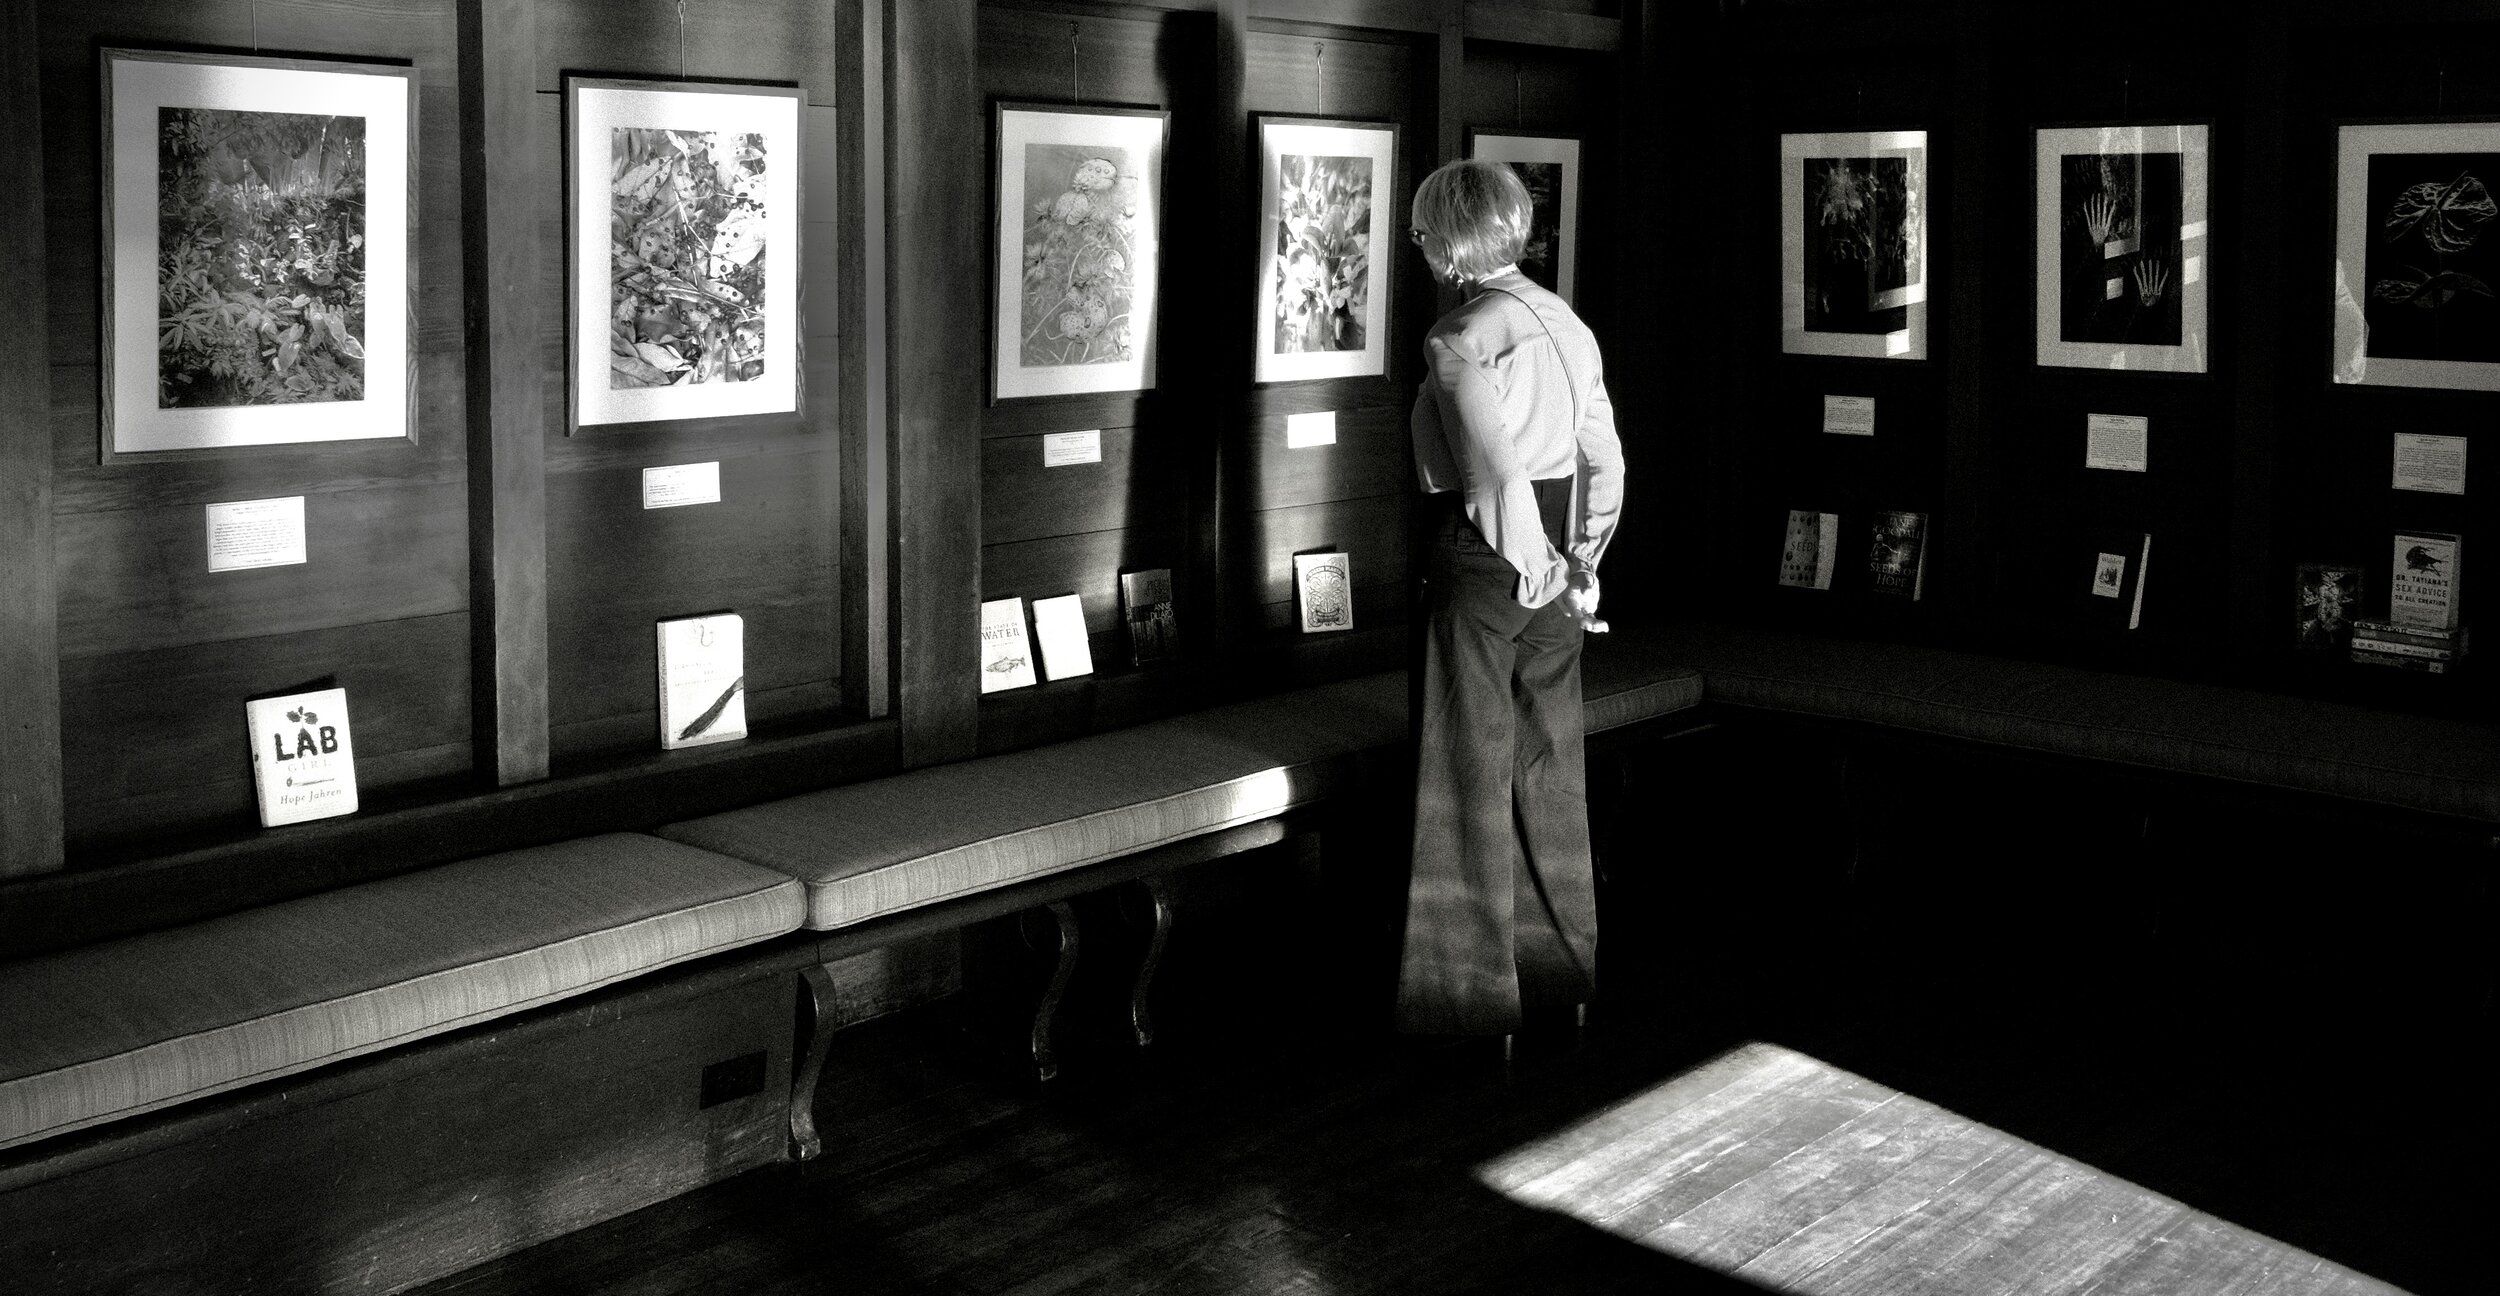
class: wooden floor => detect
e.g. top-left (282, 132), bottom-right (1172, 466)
top-left (410, 885), bottom-right (2473, 1296)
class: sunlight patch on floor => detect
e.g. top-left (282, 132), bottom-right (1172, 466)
top-left (1475, 1042), bottom-right (2410, 1296)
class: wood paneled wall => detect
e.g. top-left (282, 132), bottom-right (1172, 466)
top-left (40, 0), bottom-right (475, 852)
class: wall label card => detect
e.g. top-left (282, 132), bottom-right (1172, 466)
top-left (1285, 410), bottom-right (1338, 448)
top-left (1821, 395), bottom-right (1876, 436)
top-left (642, 461), bottom-right (722, 509)
top-left (2392, 434), bottom-right (2467, 495)
top-left (206, 496), bottom-right (307, 572)
top-left (1042, 430), bottom-right (1102, 467)
top-left (2085, 413), bottom-right (2149, 472)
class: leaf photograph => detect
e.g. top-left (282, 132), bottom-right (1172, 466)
top-left (1272, 152), bottom-right (1374, 355)
top-left (1780, 130), bottom-right (1927, 360)
top-left (1254, 117), bottom-right (1396, 384)
top-left (567, 79), bottom-right (800, 430)
top-left (607, 126), bottom-right (770, 390)
top-left (2361, 153), bottom-right (2498, 367)
top-left (1469, 131), bottom-right (1581, 303)
top-left (157, 107), bottom-right (368, 409)
top-left (105, 50), bottom-right (413, 453)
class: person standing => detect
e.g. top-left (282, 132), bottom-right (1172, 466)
top-left (1395, 159), bottom-right (1625, 1041)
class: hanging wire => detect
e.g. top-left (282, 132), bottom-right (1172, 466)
top-left (677, 0), bottom-right (688, 80)
top-left (1513, 61), bottom-right (1523, 127)
top-left (1315, 42), bottom-right (1326, 117)
top-left (1071, 23), bottom-right (1081, 102)
top-left (2121, 65), bottom-right (2131, 121)
top-left (250, 0), bottom-right (259, 51)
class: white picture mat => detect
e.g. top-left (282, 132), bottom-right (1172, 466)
top-left (2034, 123), bottom-right (2210, 373)
top-left (1781, 130), bottom-right (1928, 360)
top-left (1255, 120), bottom-right (1397, 384)
top-left (569, 82), bottom-right (801, 428)
top-left (1469, 131), bottom-right (1580, 303)
top-left (108, 56), bottom-right (411, 453)
top-left (992, 107), bottom-right (1165, 400)
top-left (2333, 120), bottom-right (2500, 391)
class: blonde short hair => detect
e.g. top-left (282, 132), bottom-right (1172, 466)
top-left (1410, 159), bottom-right (1531, 282)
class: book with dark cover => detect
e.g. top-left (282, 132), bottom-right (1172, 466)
top-left (2295, 564), bottom-right (2363, 650)
top-left (1867, 511), bottom-right (1928, 600)
top-left (1119, 568), bottom-right (1178, 666)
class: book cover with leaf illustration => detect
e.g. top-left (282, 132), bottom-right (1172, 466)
top-left (657, 613), bottom-right (746, 750)
top-left (980, 597), bottom-right (1038, 693)
top-left (245, 687), bottom-right (358, 828)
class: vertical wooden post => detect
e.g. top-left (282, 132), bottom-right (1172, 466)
top-left (1210, 0), bottom-right (1251, 655)
top-left (2229, 8), bottom-right (2289, 656)
top-left (1940, 0), bottom-right (1992, 632)
top-left (887, 0), bottom-right (982, 766)
top-left (459, 0), bottom-right (550, 786)
top-left (839, 0), bottom-right (891, 721)
top-left (0, 0), bottom-right (65, 877)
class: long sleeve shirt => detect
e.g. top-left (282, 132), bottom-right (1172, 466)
top-left (1411, 268), bottom-right (1626, 609)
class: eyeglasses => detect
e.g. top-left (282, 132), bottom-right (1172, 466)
top-left (1408, 228), bottom-right (1426, 246)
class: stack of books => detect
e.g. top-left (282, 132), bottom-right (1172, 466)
top-left (2349, 619), bottom-right (2465, 673)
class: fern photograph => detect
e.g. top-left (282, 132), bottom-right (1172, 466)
top-left (155, 107), bottom-right (368, 408)
top-left (607, 126), bottom-right (771, 390)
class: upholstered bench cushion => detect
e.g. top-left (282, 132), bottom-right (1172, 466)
top-left (1579, 634), bottom-right (1707, 734)
top-left (661, 673), bottom-right (1409, 930)
top-left (0, 834), bottom-right (803, 1154)
top-left (1636, 620), bottom-right (2500, 823)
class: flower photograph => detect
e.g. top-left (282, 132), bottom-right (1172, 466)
top-left (1780, 130), bottom-right (1926, 360)
top-left (990, 104), bottom-right (1164, 401)
top-left (2361, 152), bottom-right (2497, 367)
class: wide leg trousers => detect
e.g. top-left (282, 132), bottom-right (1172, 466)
top-left (1394, 493), bottom-right (1597, 1037)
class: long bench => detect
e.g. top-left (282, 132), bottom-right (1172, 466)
top-left (0, 651), bottom-right (1708, 1293)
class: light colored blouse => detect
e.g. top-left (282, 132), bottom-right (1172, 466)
top-left (1411, 268), bottom-right (1625, 609)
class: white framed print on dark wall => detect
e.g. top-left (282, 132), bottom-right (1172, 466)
top-left (1781, 129), bottom-right (1929, 361)
top-left (565, 77), bottom-right (802, 432)
top-left (1254, 115), bottom-right (1398, 384)
top-left (991, 101), bottom-right (1168, 403)
top-left (2034, 122), bottom-right (2211, 373)
top-left (2332, 119), bottom-right (2500, 391)
top-left (103, 48), bottom-right (416, 456)
top-left (1468, 129), bottom-right (1582, 304)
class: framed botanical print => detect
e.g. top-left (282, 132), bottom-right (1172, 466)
top-left (565, 78), bottom-right (801, 432)
top-left (2034, 122), bottom-right (2211, 373)
top-left (1254, 115), bottom-right (1398, 384)
top-left (991, 102), bottom-right (1168, 402)
top-left (1781, 130), bottom-right (1929, 360)
top-left (103, 49), bottom-right (415, 455)
top-left (2332, 119), bottom-right (2500, 391)
top-left (1468, 129), bottom-right (1581, 303)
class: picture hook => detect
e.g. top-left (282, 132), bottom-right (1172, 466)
top-left (676, 0), bottom-right (688, 80)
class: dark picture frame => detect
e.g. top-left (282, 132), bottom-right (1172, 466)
top-left (1253, 114), bottom-right (1399, 385)
top-left (2033, 121), bottom-right (2211, 373)
top-left (563, 76), bottom-right (803, 434)
top-left (1780, 129), bottom-right (1929, 361)
top-left (101, 47), bottom-right (417, 458)
top-left (1467, 128), bottom-right (1582, 304)
top-left (2332, 118), bottom-right (2500, 391)
top-left (989, 100), bottom-right (1169, 404)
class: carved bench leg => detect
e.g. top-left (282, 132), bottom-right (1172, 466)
top-left (1020, 901), bottom-right (1080, 1082)
top-left (1125, 876), bottom-right (1174, 1048)
top-left (790, 963), bottom-right (838, 1162)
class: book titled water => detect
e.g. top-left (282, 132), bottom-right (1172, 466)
top-left (1778, 510), bottom-right (1840, 590)
top-left (979, 597), bottom-right (1038, 692)
top-left (245, 687), bottom-right (358, 828)
top-left (657, 613), bottom-right (746, 749)
top-left (1867, 511), bottom-right (1929, 600)
top-left (1119, 568), bottom-right (1178, 667)
top-left (2389, 533), bottom-right (2461, 631)
top-left (1031, 593), bottom-right (1094, 681)
top-left (1294, 551), bottom-right (1353, 632)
